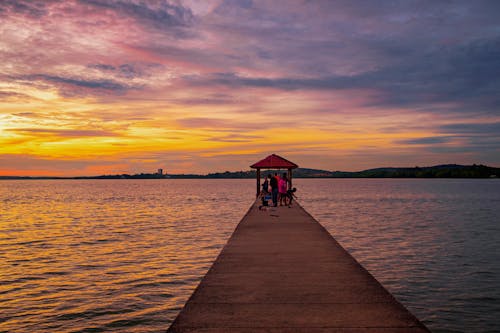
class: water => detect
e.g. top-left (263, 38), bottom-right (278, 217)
top-left (1, 179), bottom-right (499, 332)
top-left (296, 178), bottom-right (500, 333)
top-left (0, 180), bottom-right (253, 333)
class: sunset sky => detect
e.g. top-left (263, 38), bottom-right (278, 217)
top-left (1, 0), bottom-right (499, 176)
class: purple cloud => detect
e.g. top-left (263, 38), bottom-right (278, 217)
top-left (77, 0), bottom-right (194, 31)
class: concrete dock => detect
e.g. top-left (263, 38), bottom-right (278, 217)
top-left (167, 201), bottom-right (429, 332)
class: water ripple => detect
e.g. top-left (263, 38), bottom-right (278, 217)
top-left (1, 179), bottom-right (499, 332)
top-left (0, 179), bottom-right (253, 333)
top-left (297, 178), bottom-right (500, 333)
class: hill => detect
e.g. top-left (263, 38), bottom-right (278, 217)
top-left (347, 164), bottom-right (499, 178)
top-left (197, 164), bottom-right (499, 178)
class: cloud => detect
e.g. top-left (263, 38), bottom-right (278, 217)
top-left (87, 62), bottom-right (163, 79)
top-left (13, 112), bottom-right (37, 117)
top-left (0, 154), bottom-right (133, 176)
top-left (392, 122), bottom-right (500, 159)
top-left (2, 0), bottom-right (500, 174)
top-left (34, 74), bottom-right (126, 90)
top-left (176, 117), bottom-right (269, 130)
top-left (19, 74), bottom-right (132, 96)
top-left (0, 90), bottom-right (31, 100)
top-left (360, 37), bottom-right (500, 113)
top-left (207, 133), bottom-right (262, 143)
top-left (183, 34), bottom-right (500, 116)
top-left (173, 95), bottom-right (237, 106)
top-left (78, 0), bottom-right (194, 30)
top-left (439, 122), bottom-right (500, 135)
top-left (179, 1), bottom-right (500, 116)
top-left (6, 128), bottom-right (119, 138)
top-left (396, 137), bottom-right (453, 145)
top-left (183, 72), bottom-right (349, 91)
top-left (0, 0), bottom-right (53, 18)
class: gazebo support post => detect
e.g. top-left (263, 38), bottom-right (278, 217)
top-left (256, 168), bottom-right (261, 197)
top-left (288, 168), bottom-right (293, 189)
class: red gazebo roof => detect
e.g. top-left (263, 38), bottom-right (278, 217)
top-left (250, 154), bottom-right (298, 169)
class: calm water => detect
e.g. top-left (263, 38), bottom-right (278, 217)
top-left (296, 179), bottom-right (500, 333)
top-left (1, 179), bottom-right (499, 332)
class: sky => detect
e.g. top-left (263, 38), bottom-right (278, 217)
top-left (1, 0), bottom-right (499, 176)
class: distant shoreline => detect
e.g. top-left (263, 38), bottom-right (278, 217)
top-left (1, 164), bottom-right (499, 179)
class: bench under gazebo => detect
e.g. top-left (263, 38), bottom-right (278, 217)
top-left (250, 154), bottom-right (299, 197)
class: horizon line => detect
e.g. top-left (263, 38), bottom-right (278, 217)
top-left (1, 163), bottom-right (498, 179)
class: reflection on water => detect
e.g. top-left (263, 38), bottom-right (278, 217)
top-left (296, 178), bottom-right (500, 333)
top-left (0, 180), bottom-right (253, 333)
top-left (1, 178), bottom-right (499, 332)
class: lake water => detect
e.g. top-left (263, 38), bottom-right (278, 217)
top-left (0, 179), bottom-right (499, 332)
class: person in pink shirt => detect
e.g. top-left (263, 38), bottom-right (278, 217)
top-left (278, 173), bottom-right (289, 206)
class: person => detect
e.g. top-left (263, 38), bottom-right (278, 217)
top-left (262, 175), bottom-right (269, 194)
top-left (259, 189), bottom-right (271, 210)
top-left (285, 187), bottom-right (297, 207)
top-left (269, 173), bottom-right (278, 207)
top-left (278, 173), bottom-right (288, 206)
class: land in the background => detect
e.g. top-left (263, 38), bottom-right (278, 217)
top-left (1, 164), bottom-right (499, 179)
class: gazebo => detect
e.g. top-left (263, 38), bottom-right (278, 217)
top-left (250, 154), bottom-right (299, 197)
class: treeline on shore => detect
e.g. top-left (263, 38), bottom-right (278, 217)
top-left (195, 164), bottom-right (499, 178)
top-left (2, 164), bottom-right (499, 180)
top-left (332, 164), bottom-right (499, 178)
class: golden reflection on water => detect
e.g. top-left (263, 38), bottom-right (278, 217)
top-left (0, 179), bottom-right (253, 333)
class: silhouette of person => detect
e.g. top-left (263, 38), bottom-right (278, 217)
top-left (269, 173), bottom-right (279, 207)
top-left (262, 175), bottom-right (269, 194)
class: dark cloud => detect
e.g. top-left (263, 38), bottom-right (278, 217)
top-left (88, 62), bottom-right (161, 79)
top-left (188, 1), bottom-right (500, 117)
top-left (13, 112), bottom-right (37, 117)
top-left (427, 140), bottom-right (500, 155)
top-left (20, 74), bottom-right (131, 96)
top-left (439, 122), bottom-right (500, 135)
top-left (394, 123), bottom-right (500, 158)
top-left (0, 0), bottom-right (53, 18)
top-left (360, 37), bottom-right (500, 112)
top-left (205, 1), bottom-right (498, 75)
top-left (78, 0), bottom-right (193, 31)
top-left (173, 97), bottom-right (237, 106)
top-left (184, 72), bottom-right (348, 90)
top-left (186, 34), bottom-right (500, 116)
top-left (396, 137), bottom-right (453, 145)
top-left (33, 74), bottom-right (125, 90)
top-left (90, 64), bottom-right (116, 71)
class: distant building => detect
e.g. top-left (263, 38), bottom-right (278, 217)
top-left (157, 169), bottom-right (163, 175)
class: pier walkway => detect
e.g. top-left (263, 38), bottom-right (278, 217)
top-left (167, 201), bottom-right (429, 332)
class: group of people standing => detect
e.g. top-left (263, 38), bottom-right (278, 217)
top-left (261, 172), bottom-right (294, 207)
